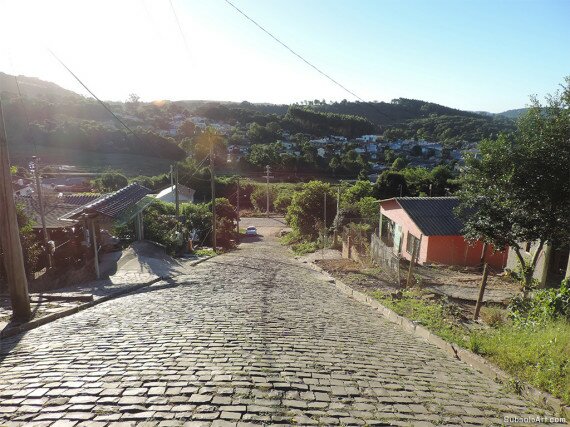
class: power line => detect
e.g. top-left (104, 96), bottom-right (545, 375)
top-left (223, 0), bottom-right (394, 122)
top-left (48, 49), bottom-right (146, 146)
top-left (169, 0), bottom-right (192, 61)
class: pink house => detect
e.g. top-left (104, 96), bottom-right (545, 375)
top-left (379, 197), bottom-right (507, 270)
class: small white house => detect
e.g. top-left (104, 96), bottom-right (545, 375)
top-left (155, 185), bottom-right (195, 204)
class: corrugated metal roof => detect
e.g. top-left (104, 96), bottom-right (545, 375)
top-left (14, 196), bottom-right (78, 229)
top-left (385, 197), bottom-right (465, 236)
top-left (60, 194), bottom-right (101, 206)
top-left (61, 183), bottom-right (151, 220)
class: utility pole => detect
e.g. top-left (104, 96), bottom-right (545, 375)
top-left (170, 164), bottom-right (174, 189)
top-left (0, 101), bottom-right (31, 321)
top-left (323, 191), bottom-right (327, 258)
top-left (31, 156), bottom-right (52, 269)
top-left (264, 165), bottom-right (274, 218)
top-left (174, 163), bottom-right (180, 218)
top-left (236, 176), bottom-right (240, 237)
top-left (210, 134), bottom-right (216, 250)
top-left (333, 186), bottom-right (340, 246)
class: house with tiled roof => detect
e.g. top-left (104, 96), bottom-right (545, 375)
top-left (378, 197), bottom-right (507, 269)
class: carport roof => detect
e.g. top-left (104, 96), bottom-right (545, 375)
top-left (60, 183), bottom-right (151, 221)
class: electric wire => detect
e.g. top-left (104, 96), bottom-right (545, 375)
top-left (169, 0), bottom-right (193, 61)
top-left (48, 49), bottom-right (147, 146)
top-left (223, 0), bottom-right (396, 122)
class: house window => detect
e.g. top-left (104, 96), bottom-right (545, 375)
top-left (525, 241), bottom-right (532, 253)
top-left (406, 232), bottom-right (420, 256)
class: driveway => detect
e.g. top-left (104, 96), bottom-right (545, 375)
top-left (0, 217), bottom-right (545, 425)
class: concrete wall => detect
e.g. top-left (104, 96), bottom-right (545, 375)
top-left (426, 236), bottom-right (506, 270)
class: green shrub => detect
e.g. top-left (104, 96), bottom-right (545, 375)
top-left (274, 190), bottom-right (293, 214)
top-left (291, 241), bottom-right (319, 255)
top-left (508, 278), bottom-right (570, 326)
top-left (372, 289), bottom-right (468, 346)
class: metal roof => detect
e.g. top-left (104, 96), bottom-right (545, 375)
top-left (60, 183), bottom-right (151, 221)
top-left (14, 196), bottom-right (78, 229)
top-left (382, 197), bottom-right (465, 236)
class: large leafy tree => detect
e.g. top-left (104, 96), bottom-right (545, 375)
top-left (457, 77), bottom-right (570, 291)
top-left (286, 181), bottom-right (337, 239)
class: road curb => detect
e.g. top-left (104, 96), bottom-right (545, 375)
top-left (308, 261), bottom-right (570, 418)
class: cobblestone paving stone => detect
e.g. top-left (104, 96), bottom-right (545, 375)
top-left (0, 219), bottom-right (547, 426)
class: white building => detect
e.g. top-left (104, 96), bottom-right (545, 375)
top-left (155, 185), bottom-right (195, 204)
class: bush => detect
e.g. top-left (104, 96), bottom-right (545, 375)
top-left (274, 190), bottom-right (294, 214)
top-left (291, 240), bottom-right (319, 255)
top-left (508, 278), bottom-right (570, 326)
top-left (143, 201), bottom-right (180, 254)
top-left (250, 185), bottom-right (276, 212)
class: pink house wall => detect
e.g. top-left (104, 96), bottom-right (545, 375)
top-left (381, 200), bottom-right (428, 263)
top-left (381, 201), bottom-right (507, 269)
top-left (426, 236), bottom-right (507, 270)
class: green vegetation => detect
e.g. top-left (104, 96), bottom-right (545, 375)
top-left (372, 288), bottom-right (468, 346)
top-left (194, 248), bottom-right (216, 257)
top-left (94, 171), bottom-right (128, 192)
top-left (286, 181), bottom-right (337, 239)
top-left (470, 320), bottom-right (570, 404)
top-left (368, 280), bottom-right (570, 405)
top-left (457, 77), bottom-right (570, 292)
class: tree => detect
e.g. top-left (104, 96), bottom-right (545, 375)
top-left (376, 170), bottom-right (408, 198)
top-left (286, 181), bottom-right (337, 239)
top-left (96, 172), bottom-right (128, 192)
top-left (342, 180), bottom-right (375, 208)
top-left (209, 197), bottom-right (238, 248)
top-left (357, 196), bottom-right (380, 227)
top-left (430, 165), bottom-right (453, 196)
top-left (178, 120), bottom-right (196, 139)
top-left (383, 148), bottom-right (397, 164)
top-left (391, 157), bottom-right (407, 170)
top-left (192, 127), bottom-right (227, 168)
top-left (247, 143), bottom-right (280, 168)
top-left (457, 77), bottom-right (570, 293)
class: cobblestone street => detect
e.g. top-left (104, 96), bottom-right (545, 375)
top-left (0, 218), bottom-right (546, 426)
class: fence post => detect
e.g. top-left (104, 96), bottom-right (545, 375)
top-left (406, 245), bottom-right (416, 287)
top-left (474, 263), bottom-right (489, 320)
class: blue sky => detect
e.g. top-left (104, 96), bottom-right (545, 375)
top-left (0, 0), bottom-right (568, 112)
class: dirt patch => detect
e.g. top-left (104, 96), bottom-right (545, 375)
top-left (315, 258), bottom-right (401, 295)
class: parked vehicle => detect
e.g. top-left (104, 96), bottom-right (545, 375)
top-left (245, 226), bottom-right (257, 236)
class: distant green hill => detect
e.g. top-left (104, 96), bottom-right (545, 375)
top-left (0, 72), bottom-right (81, 100)
top-left (497, 108), bottom-right (529, 119)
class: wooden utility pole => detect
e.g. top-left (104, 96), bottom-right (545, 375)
top-left (210, 135), bottom-right (216, 250)
top-left (0, 102), bottom-right (31, 321)
top-left (236, 176), bottom-right (240, 237)
top-left (31, 156), bottom-right (52, 269)
top-left (333, 186), bottom-right (340, 246)
top-left (322, 192), bottom-right (327, 259)
top-left (174, 163), bottom-right (180, 218)
top-left (264, 165), bottom-right (273, 218)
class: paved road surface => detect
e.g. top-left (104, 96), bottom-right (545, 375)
top-left (0, 218), bottom-right (545, 426)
